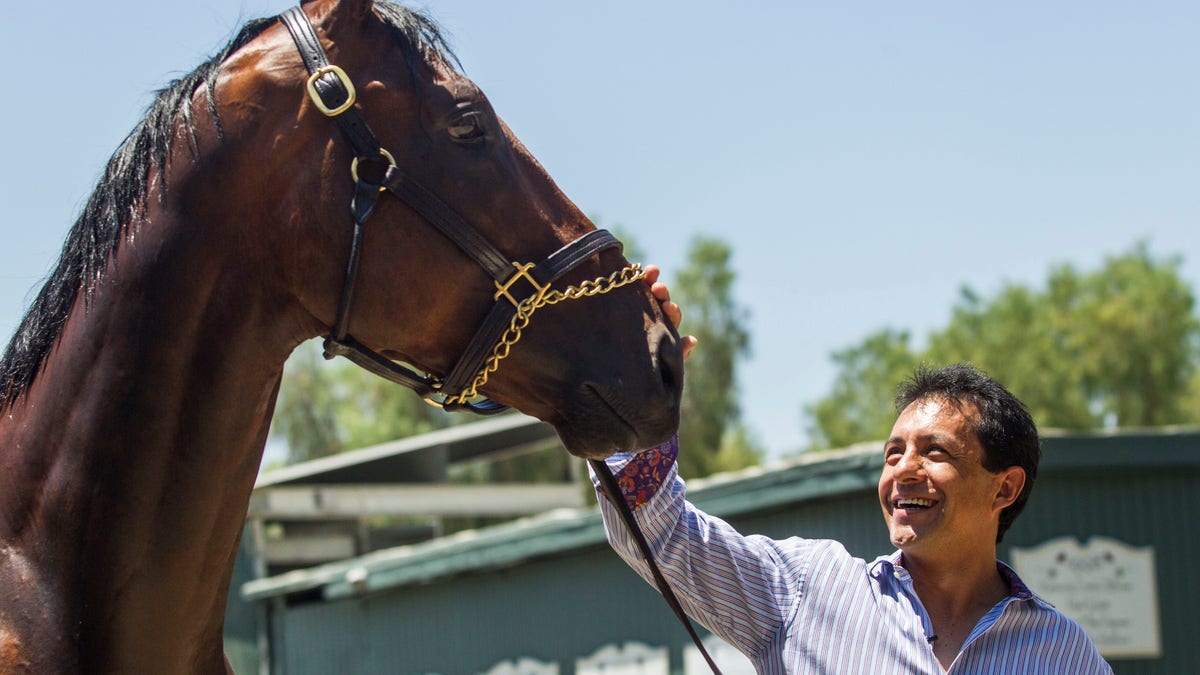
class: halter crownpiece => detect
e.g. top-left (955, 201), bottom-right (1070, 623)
top-left (279, 7), bottom-right (644, 414)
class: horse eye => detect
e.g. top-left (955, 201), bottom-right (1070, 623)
top-left (447, 113), bottom-right (485, 142)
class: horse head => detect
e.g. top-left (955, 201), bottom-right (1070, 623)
top-left (183, 0), bottom-right (683, 458)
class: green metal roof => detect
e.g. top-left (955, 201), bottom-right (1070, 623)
top-left (241, 427), bottom-right (1199, 603)
top-left (255, 413), bottom-right (558, 487)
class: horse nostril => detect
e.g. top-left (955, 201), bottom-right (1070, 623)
top-left (656, 329), bottom-right (685, 404)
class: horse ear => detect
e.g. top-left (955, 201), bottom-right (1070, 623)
top-left (327, 0), bottom-right (375, 21)
top-left (299, 0), bottom-right (374, 22)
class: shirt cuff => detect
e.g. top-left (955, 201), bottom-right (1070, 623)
top-left (594, 434), bottom-right (679, 511)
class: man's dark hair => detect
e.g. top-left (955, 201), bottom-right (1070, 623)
top-left (895, 363), bottom-right (1040, 543)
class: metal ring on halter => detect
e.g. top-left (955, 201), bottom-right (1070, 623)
top-left (351, 148), bottom-right (397, 190)
top-left (306, 65), bottom-right (357, 116)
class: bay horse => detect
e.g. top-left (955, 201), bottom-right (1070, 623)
top-left (0, 0), bottom-right (683, 671)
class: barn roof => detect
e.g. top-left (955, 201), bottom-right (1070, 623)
top-left (241, 425), bottom-right (1199, 602)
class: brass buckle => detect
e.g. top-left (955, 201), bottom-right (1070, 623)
top-left (306, 65), bottom-right (357, 116)
top-left (350, 148), bottom-right (397, 190)
top-left (494, 262), bottom-right (548, 308)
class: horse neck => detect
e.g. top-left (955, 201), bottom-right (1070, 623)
top-left (0, 202), bottom-right (297, 669)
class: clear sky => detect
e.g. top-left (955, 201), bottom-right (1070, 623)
top-left (2, 0), bottom-right (1196, 461)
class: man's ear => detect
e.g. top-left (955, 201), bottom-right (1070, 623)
top-left (993, 466), bottom-right (1026, 512)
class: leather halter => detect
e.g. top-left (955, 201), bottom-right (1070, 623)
top-left (280, 7), bottom-right (633, 414)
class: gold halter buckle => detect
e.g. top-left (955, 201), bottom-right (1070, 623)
top-left (306, 65), bottom-right (357, 116)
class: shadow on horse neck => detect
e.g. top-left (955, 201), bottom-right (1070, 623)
top-left (0, 0), bottom-right (682, 671)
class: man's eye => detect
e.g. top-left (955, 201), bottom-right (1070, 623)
top-left (447, 113), bottom-right (485, 142)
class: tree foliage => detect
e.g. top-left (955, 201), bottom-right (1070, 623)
top-left (806, 329), bottom-right (920, 450)
top-left (607, 222), bottom-right (646, 265)
top-left (271, 340), bottom-right (456, 464)
top-left (671, 236), bottom-right (761, 476)
top-left (805, 244), bottom-right (1200, 450)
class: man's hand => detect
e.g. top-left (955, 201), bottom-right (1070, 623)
top-left (644, 264), bottom-right (698, 360)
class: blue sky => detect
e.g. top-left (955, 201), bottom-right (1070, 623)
top-left (2, 1), bottom-right (1196, 460)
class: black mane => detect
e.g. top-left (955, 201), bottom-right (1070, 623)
top-left (0, 2), bottom-right (456, 408)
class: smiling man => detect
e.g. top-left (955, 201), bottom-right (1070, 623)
top-left (875, 367), bottom-right (1047, 669)
top-left (593, 274), bottom-right (1109, 674)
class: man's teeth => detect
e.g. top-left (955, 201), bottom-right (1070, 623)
top-left (897, 498), bottom-right (934, 508)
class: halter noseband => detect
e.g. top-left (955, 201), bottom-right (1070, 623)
top-left (280, 7), bottom-right (644, 414)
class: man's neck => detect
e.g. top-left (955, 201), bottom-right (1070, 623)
top-left (900, 549), bottom-right (1011, 669)
top-left (901, 548), bottom-right (1009, 603)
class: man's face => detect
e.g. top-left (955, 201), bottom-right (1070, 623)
top-left (877, 397), bottom-right (1023, 559)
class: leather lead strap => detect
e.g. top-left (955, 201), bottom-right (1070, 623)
top-left (590, 460), bottom-right (724, 675)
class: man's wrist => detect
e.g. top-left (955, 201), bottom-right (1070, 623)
top-left (607, 434), bottom-right (678, 510)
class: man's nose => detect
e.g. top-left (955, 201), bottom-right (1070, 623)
top-left (893, 448), bottom-right (924, 481)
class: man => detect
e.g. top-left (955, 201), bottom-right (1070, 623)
top-left (592, 267), bottom-right (1110, 673)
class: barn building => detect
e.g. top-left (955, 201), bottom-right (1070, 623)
top-left (222, 417), bottom-right (1199, 674)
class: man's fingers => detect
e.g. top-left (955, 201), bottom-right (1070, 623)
top-left (641, 263), bottom-right (695, 359)
top-left (643, 264), bottom-right (661, 287)
top-left (662, 300), bottom-right (682, 329)
top-left (681, 335), bottom-right (698, 361)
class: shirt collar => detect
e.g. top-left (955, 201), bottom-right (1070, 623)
top-left (997, 560), bottom-right (1034, 600)
top-left (870, 551), bottom-right (1051, 607)
top-left (868, 551), bottom-right (905, 581)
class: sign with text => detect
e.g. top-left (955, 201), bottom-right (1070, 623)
top-left (576, 642), bottom-right (668, 675)
top-left (1011, 536), bottom-right (1160, 658)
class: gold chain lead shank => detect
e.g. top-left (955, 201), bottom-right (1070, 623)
top-left (444, 263), bottom-right (646, 406)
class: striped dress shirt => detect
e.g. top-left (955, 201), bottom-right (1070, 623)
top-left (594, 436), bottom-right (1112, 674)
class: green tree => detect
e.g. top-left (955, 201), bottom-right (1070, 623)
top-left (928, 283), bottom-right (1096, 429)
top-left (1066, 246), bottom-right (1198, 426)
top-left (804, 329), bottom-right (919, 450)
top-left (806, 244), bottom-right (1200, 450)
top-left (604, 221), bottom-right (647, 265)
top-left (672, 236), bottom-right (761, 476)
top-left (271, 339), bottom-right (455, 464)
top-left (1184, 370), bottom-right (1200, 424)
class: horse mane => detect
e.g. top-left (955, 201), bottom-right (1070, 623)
top-left (0, 2), bottom-right (457, 408)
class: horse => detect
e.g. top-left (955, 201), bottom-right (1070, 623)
top-left (0, 0), bottom-right (683, 671)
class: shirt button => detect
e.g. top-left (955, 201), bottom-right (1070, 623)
top-left (894, 570), bottom-right (902, 579)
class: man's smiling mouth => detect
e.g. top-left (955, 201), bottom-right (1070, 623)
top-left (895, 497), bottom-right (936, 510)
